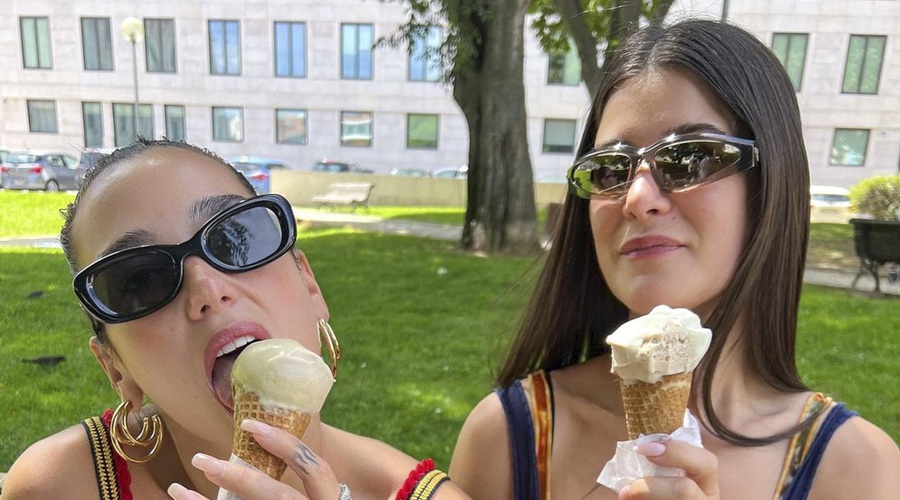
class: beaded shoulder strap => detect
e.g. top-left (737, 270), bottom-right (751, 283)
top-left (82, 415), bottom-right (121, 500)
top-left (524, 370), bottom-right (555, 500)
top-left (771, 392), bottom-right (834, 499)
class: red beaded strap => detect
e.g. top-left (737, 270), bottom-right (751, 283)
top-left (101, 409), bottom-right (134, 500)
top-left (395, 459), bottom-right (437, 500)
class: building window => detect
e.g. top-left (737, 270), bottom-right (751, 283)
top-left (842, 35), bottom-right (886, 94)
top-left (548, 43), bottom-right (581, 86)
top-left (340, 111), bottom-right (373, 147)
top-left (165, 105), bottom-right (185, 142)
top-left (146, 19), bottom-right (177, 73)
top-left (113, 103), bottom-right (154, 147)
top-left (275, 109), bottom-right (308, 144)
top-left (82, 102), bottom-right (103, 148)
top-left (771, 33), bottom-right (808, 92)
top-left (409, 26), bottom-right (441, 82)
top-left (407, 114), bottom-right (439, 149)
top-left (341, 24), bottom-right (373, 80)
top-left (274, 21), bottom-right (306, 78)
top-left (20, 17), bottom-right (52, 69)
top-left (212, 107), bottom-right (243, 142)
top-left (27, 100), bottom-right (58, 133)
top-left (830, 129), bottom-right (869, 166)
top-left (543, 119), bottom-right (577, 153)
top-left (209, 20), bottom-right (241, 75)
top-left (81, 17), bottom-right (113, 71)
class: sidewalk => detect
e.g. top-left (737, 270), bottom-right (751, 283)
top-left (2, 208), bottom-right (898, 296)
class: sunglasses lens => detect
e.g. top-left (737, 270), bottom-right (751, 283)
top-left (206, 205), bottom-right (286, 268)
top-left (654, 141), bottom-right (744, 189)
top-left (570, 154), bottom-right (632, 197)
top-left (90, 252), bottom-right (179, 319)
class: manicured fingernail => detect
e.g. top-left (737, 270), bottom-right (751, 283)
top-left (240, 418), bottom-right (273, 435)
top-left (192, 453), bottom-right (225, 475)
top-left (167, 482), bottom-right (188, 499)
top-left (636, 441), bottom-right (666, 457)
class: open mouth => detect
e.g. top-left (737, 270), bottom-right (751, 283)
top-left (211, 335), bottom-right (260, 411)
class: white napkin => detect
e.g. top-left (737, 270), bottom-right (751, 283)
top-left (596, 410), bottom-right (703, 493)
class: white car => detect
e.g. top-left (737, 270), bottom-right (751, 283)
top-left (810, 185), bottom-right (851, 223)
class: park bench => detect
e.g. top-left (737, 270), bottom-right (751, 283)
top-left (849, 218), bottom-right (900, 293)
top-left (311, 182), bottom-right (374, 212)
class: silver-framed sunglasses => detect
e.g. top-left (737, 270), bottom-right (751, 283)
top-left (566, 132), bottom-right (759, 199)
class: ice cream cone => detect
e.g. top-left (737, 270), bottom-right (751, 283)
top-left (231, 383), bottom-right (313, 479)
top-left (619, 371), bottom-right (692, 439)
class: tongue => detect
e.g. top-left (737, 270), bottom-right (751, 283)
top-left (212, 352), bottom-right (239, 410)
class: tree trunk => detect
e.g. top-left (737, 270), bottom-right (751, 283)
top-left (552, 0), bottom-right (602, 96)
top-left (453, 0), bottom-right (539, 254)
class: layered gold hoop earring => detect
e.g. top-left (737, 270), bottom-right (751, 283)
top-left (318, 318), bottom-right (341, 380)
top-left (110, 399), bottom-right (164, 463)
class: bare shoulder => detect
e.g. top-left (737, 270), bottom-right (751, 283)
top-left (2, 424), bottom-right (99, 499)
top-left (809, 414), bottom-right (900, 500)
top-left (449, 391), bottom-right (512, 500)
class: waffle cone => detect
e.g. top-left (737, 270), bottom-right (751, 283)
top-left (232, 383), bottom-right (313, 479)
top-left (620, 371), bottom-right (692, 440)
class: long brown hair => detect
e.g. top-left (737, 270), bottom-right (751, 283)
top-left (497, 20), bottom-right (811, 446)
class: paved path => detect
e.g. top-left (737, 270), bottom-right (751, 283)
top-left (2, 208), bottom-right (898, 296)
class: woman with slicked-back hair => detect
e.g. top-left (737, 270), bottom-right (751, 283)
top-left (451, 19), bottom-right (899, 500)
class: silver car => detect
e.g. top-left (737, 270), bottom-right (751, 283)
top-left (1, 151), bottom-right (79, 191)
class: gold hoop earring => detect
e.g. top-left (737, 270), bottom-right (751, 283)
top-left (110, 399), bottom-right (164, 463)
top-left (318, 318), bottom-right (341, 380)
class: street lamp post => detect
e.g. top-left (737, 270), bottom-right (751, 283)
top-left (120, 17), bottom-right (144, 143)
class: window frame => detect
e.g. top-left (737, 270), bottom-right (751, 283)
top-left (145, 18), bottom-right (177, 74)
top-left (340, 111), bottom-right (374, 147)
top-left (208, 20), bottom-right (242, 76)
top-left (340, 23), bottom-right (374, 80)
top-left (112, 103), bottom-right (154, 147)
top-left (542, 118), bottom-right (577, 154)
top-left (164, 104), bottom-right (185, 142)
top-left (27, 99), bottom-right (58, 134)
top-left (829, 128), bottom-right (870, 167)
top-left (547, 42), bottom-right (581, 86)
top-left (275, 109), bottom-right (308, 145)
top-left (406, 113), bottom-right (439, 149)
top-left (841, 34), bottom-right (886, 95)
top-left (274, 21), bottom-right (307, 78)
top-left (408, 26), bottom-right (442, 82)
top-left (211, 106), bottom-right (244, 142)
top-left (771, 32), bottom-right (808, 92)
top-left (20, 17), bottom-right (53, 69)
top-left (80, 17), bottom-right (114, 71)
top-left (82, 101), bottom-right (104, 148)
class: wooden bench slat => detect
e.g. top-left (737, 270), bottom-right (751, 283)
top-left (312, 182), bottom-right (374, 212)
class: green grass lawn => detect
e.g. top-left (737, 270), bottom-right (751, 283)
top-left (0, 191), bottom-right (75, 239)
top-left (1, 228), bottom-right (898, 473)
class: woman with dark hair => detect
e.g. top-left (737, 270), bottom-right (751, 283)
top-left (3, 139), bottom-right (463, 500)
top-left (450, 19), bottom-right (898, 499)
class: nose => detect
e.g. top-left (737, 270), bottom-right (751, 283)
top-left (181, 256), bottom-right (236, 321)
top-left (621, 161), bottom-right (672, 219)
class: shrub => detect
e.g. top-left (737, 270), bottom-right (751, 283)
top-left (849, 175), bottom-right (900, 221)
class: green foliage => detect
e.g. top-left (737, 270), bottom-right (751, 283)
top-left (528, 0), bottom-right (612, 54)
top-left (849, 175), bottom-right (900, 221)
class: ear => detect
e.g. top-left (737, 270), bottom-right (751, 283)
top-left (90, 336), bottom-right (143, 405)
top-left (292, 249), bottom-right (329, 321)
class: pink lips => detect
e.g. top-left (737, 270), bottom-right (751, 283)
top-left (204, 322), bottom-right (271, 411)
top-left (620, 235), bottom-right (684, 258)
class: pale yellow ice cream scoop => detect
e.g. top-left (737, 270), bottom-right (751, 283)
top-left (606, 305), bottom-right (711, 438)
top-left (229, 338), bottom-right (334, 479)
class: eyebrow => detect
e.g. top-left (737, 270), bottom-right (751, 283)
top-left (591, 123), bottom-right (731, 151)
top-left (98, 194), bottom-right (247, 258)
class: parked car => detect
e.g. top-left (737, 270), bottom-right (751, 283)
top-left (227, 156), bottom-right (293, 194)
top-left (810, 185), bottom-right (851, 223)
top-left (1, 151), bottom-right (80, 191)
top-left (390, 167), bottom-right (431, 177)
top-left (433, 165), bottom-right (468, 179)
top-left (0, 147), bottom-right (11, 188)
top-left (312, 159), bottom-right (374, 174)
top-left (75, 148), bottom-right (113, 186)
